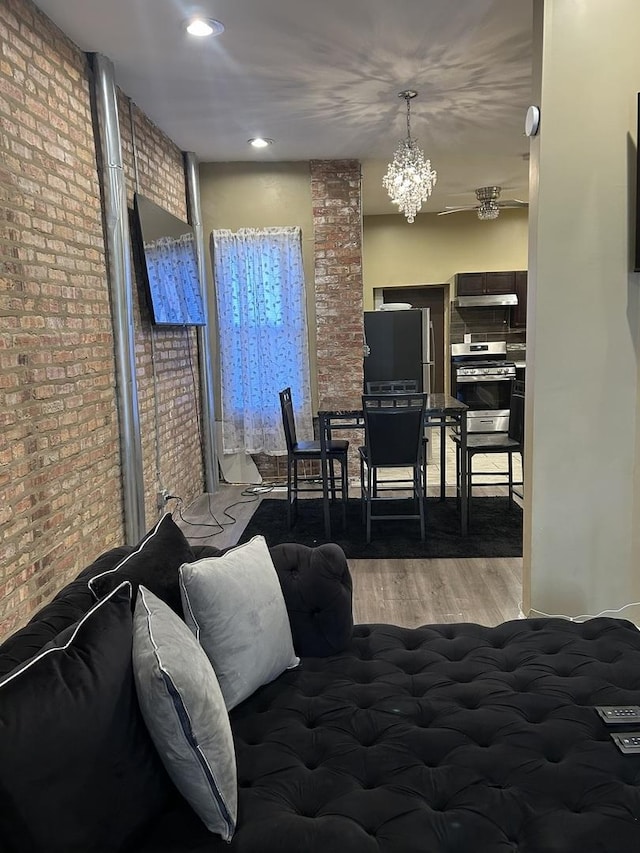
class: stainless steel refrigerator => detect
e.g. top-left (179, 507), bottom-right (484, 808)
top-left (363, 308), bottom-right (434, 393)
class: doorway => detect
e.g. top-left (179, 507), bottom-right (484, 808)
top-left (381, 286), bottom-right (447, 393)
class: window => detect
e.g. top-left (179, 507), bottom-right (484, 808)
top-left (211, 227), bottom-right (312, 455)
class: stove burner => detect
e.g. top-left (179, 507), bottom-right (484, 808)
top-left (455, 360), bottom-right (516, 378)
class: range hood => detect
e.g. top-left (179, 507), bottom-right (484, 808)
top-left (454, 293), bottom-right (518, 308)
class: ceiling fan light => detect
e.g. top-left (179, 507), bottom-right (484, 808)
top-left (477, 201), bottom-right (500, 220)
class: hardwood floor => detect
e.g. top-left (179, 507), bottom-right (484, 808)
top-left (174, 482), bottom-right (523, 629)
top-left (350, 556), bottom-right (521, 627)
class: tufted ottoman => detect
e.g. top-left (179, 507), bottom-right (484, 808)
top-left (3, 521), bottom-right (640, 853)
top-left (138, 617), bottom-right (640, 852)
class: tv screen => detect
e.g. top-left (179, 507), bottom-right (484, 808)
top-left (133, 193), bottom-right (206, 326)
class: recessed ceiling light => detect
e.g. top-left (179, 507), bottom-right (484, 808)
top-left (248, 138), bottom-right (274, 149)
top-left (185, 18), bottom-right (224, 37)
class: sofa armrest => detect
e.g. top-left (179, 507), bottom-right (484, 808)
top-left (268, 542), bottom-right (353, 657)
top-left (0, 546), bottom-right (134, 678)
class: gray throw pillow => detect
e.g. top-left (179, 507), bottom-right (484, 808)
top-left (179, 535), bottom-right (300, 710)
top-left (132, 587), bottom-right (237, 841)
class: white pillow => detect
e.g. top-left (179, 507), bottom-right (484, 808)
top-left (132, 587), bottom-right (237, 840)
top-left (179, 535), bottom-right (299, 710)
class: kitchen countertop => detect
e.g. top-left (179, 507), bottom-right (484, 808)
top-left (506, 344), bottom-right (526, 371)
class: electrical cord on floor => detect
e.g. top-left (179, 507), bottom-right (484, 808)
top-left (172, 487), bottom-right (275, 540)
top-left (173, 494), bottom-right (227, 539)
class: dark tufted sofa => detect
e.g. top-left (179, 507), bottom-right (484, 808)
top-left (3, 532), bottom-right (640, 852)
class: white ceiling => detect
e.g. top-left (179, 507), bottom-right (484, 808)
top-left (33, 0), bottom-right (534, 215)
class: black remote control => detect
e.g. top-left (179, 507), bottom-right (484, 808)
top-left (610, 732), bottom-right (640, 754)
top-left (596, 705), bottom-right (640, 725)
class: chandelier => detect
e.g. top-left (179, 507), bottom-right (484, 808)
top-left (382, 90), bottom-right (437, 223)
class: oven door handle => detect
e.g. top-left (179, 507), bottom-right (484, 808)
top-left (456, 375), bottom-right (514, 383)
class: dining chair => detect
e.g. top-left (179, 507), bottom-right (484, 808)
top-left (365, 378), bottom-right (429, 477)
top-left (358, 392), bottom-right (427, 543)
top-left (365, 379), bottom-right (419, 394)
top-left (279, 387), bottom-right (349, 529)
top-left (450, 380), bottom-right (524, 512)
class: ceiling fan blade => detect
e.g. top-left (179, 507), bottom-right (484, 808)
top-left (437, 206), bottom-right (476, 216)
top-left (498, 200), bottom-right (529, 209)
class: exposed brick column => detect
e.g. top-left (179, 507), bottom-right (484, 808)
top-left (310, 160), bottom-right (363, 405)
top-left (310, 161), bottom-right (363, 480)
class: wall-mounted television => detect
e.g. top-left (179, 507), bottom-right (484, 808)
top-left (133, 193), bottom-right (206, 326)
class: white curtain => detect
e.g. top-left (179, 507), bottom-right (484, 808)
top-left (211, 227), bottom-right (313, 455)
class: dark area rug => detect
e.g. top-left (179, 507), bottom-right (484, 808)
top-left (238, 497), bottom-right (522, 558)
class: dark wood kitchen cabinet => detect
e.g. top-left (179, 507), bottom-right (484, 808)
top-left (455, 272), bottom-right (485, 296)
top-left (455, 271), bottom-right (517, 296)
top-left (512, 271), bottom-right (528, 328)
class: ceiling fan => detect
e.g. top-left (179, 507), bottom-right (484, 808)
top-left (438, 186), bottom-right (528, 220)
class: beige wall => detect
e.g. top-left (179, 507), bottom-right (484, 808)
top-left (363, 208), bottom-right (529, 309)
top-left (198, 162), bottom-right (530, 416)
top-left (524, 0), bottom-right (640, 622)
top-left (198, 162), bottom-right (315, 281)
top-left (198, 162), bottom-right (529, 319)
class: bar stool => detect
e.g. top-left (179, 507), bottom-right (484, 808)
top-left (451, 381), bottom-right (524, 512)
top-left (279, 387), bottom-right (349, 528)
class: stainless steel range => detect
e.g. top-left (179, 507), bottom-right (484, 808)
top-left (451, 341), bottom-right (516, 432)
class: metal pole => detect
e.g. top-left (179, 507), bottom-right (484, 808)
top-left (90, 53), bottom-right (146, 541)
top-left (184, 152), bottom-right (219, 492)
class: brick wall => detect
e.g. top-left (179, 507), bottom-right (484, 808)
top-left (310, 160), bottom-right (363, 401)
top-left (118, 95), bottom-right (204, 521)
top-left (310, 160), bottom-right (364, 472)
top-left (0, 0), bottom-right (120, 637)
top-left (0, 0), bottom-right (204, 640)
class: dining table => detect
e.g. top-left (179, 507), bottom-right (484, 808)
top-left (317, 392), bottom-right (469, 540)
